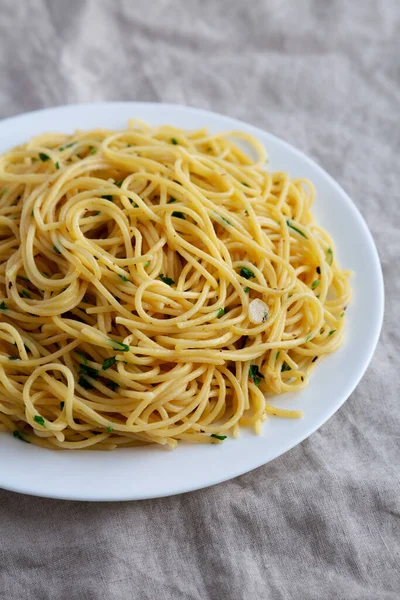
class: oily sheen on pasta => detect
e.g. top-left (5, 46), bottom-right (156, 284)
top-left (0, 122), bottom-right (351, 449)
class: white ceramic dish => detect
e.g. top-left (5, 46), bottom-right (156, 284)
top-left (0, 102), bottom-right (384, 501)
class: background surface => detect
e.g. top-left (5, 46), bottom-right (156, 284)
top-left (0, 1), bottom-right (399, 598)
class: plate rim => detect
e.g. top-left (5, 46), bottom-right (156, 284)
top-left (0, 101), bottom-right (384, 501)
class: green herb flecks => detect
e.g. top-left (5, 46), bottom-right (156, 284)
top-left (281, 362), bottom-right (292, 372)
top-left (102, 195), bottom-right (113, 201)
top-left (34, 415), bottom-right (46, 427)
top-left (21, 289), bottom-right (31, 298)
top-left (211, 433), bottom-right (227, 441)
top-left (326, 248), bottom-right (333, 265)
top-left (217, 308), bottom-right (225, 318)
top-left (306, 334), bottom-right (313, 342)
top-left (60, 401), bottom-right (65, 410)
top-left (244, 287), bottom-right (250, 294)
top-left (340, 311), bottom-right (345, 318)
top-left (79, 364), bottom-right (99, 379)
top-left (59, 142), bottom-right (75, 151)
top-left (8, 356), bottom-right (19, 360)
top-left (17, 275), bottom-right (30, 283)
top-left (249, 364), bottom-right (264, 386)
top-left (144, 261), bottom-right (150, 268)
top-left (89, 148), bottom-right (96, 155)
top-left (107, 426), bottom-right (113, 433)
top-left (75, 351), bottom-right (88, 365)
top-left (39, 152), bottom-right (50, 162)
top-left (118, 274), bottom-right (130, 282)
top-left (102, 356), bottom-right (117, 370)
top-left (78, 376), bottom-right (94, 390)
top-left (55, 162), bottom-right (60, 169)
top-left (0, 301), bottom-right (7, 310)
top-left (172, 211), bottom-right (185, 219)
top-left (286, 220), bottom-right (308, 239)
top-left (53, 246), bottom-right (61, 255)
top-left (115, 180), bottom-right (123, 187)
top-left (171, 138), bottom-right (178, 145)
top-left (167, 197), bottom-right (177, 203)
top-left (105, 380), bottom-right (119, 392)
top-left (275, 351), bottom-right (280, 361)
top-left (240, 267), bottom-right (255, 279)
top-left (311, 279), bottom-right (320, 290)
top-left (328, 330), bottom-right (336, 336)
top-left (159, 274), bottom-right (175, 286)
top-left (13, 430), bottom-right (30, 443)
top-left (0, 189), bottom-right (7, 197)
top-left (110, 340), bottom-right (130, 352)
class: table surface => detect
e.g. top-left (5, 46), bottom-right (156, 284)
top-left (0, 1), bottom-right (399, 599)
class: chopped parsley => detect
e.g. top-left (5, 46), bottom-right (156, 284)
top-left (13, 430), bottom-right (30, 443)
top-left (78, 376), bottom-right (94, 390)
top-left (102, 356), bottom-right (117, 370)
top-left (115, 180), bottom-right (123, 187)
top-left (249, 364), bottom-right (264, 386)
top-left (144, 261), bottom-right (150, 268)
top-left (82, 296), bottom-right (90, 303)
top-left (244, 286), bottom-right (250, 294)
top-left (55, 161), bottom-right (60, 170)
top-left (172, 211), bottom-right (185, 219)
top-left (306, 334), bottom-right (313, 342)
top-left (275, 351), bottom-right (280, 360)
top-left (107, 426), bottom-right (113, 433)
top-left (17, 275), bottom-right (30, 282)
top-left (79, 364), bottom-right (99, 379)
top-left (240, 267), bottom-right (255, 279)
top-left (220, 215), bottom-right (232, 225)
top-left (217, 307), bottom-right (225, 318)
top-left (59, 142), bottom-right (75, 151)
top-left (31, 211), bottom-right (34, 217)
top-left (21, 289), bottom-right (31, 298)
top-left (75, 351), bottom-right (88, 365)
top-left (34, 415), bottom-right (46, 427)
top-left (326, 248), bottom-right (333, 265)
top-left (241, 181), bottom-right (249, 187)
top-left (110, 340), bottom-right (130, 352)
top-left (0, 301), bottom-right (7, 310)
top-left (281, 362), bottom-right (292, 372)
top-left (311, 279), bottom-right (320, 290)
top-left (0, 189), bottom-right (7, 197)
top-left (171, 138), bottom-right (178, 145)
top-left (159, 274), bottom-right (175, 286)
top-left (89, 148), bottom-right (96, 155)
top-left (286, 220), bottom-right (308, 239)
top-left (118, 274), bottom-right (130, 282)
top-left (53, 246), bottom-right (61, 255)
top-left (8, 356), bottom-right (19, 360)
top-left (105, 380), bottom-right (119, 392)
top-left (39, 152), bottom-right (50, 162)
top-left (340, 311), bottom-right (345, 318)
top-left (328, 330), bottom-right (336, 336)
top-left (167, 197), bottom-right (177, 203)
top-left (102, 195), bottom-right (113, 201)
top-left (211, 434), bottom-right (227, 440)
top-left (60, 401), bottom-right (65, 410)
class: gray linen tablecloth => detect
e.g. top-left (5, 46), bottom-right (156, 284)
top-left (0, 1), bottom-right (399, 598)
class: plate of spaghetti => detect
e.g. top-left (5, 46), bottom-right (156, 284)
top-left (0, 103), bottom-right (383, 500)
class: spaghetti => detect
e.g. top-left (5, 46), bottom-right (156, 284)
top-left (0, 122), bottom-right (351, 449)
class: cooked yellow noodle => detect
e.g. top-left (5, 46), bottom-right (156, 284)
top-left (0, 121), bottom-right (351, 449)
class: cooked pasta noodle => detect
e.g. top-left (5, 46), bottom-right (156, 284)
top-left (0, 121), bottom-right (351, 449)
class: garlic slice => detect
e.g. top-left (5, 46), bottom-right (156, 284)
top-left (248, 298), bottom-right (269, 324)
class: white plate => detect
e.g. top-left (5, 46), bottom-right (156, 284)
top-left (0, 102), bottom-right (384, 501)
